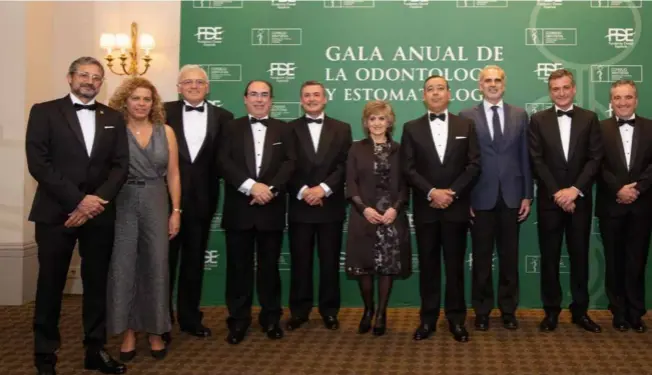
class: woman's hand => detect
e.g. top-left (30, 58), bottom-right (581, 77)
top-left (168, 211), bottom-right (181, 239)
top-left (363, 207), bottom-right (384, 224)
top-left (381, 207), bottom-right (397, 225)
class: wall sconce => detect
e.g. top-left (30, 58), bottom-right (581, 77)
top-left (100, 22), bottom-right (155, 76)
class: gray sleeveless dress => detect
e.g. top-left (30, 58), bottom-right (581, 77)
top-left (107, 125), bottom-right (171, 335)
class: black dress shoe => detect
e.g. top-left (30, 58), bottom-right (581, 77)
top-left (181, 324), bottom-right (212, 338)
top-left (413, 322), bottom-right (435, 341)
top-left (358, 310), bottom-right (374, 334)
top-left (118, 350), bottom-right (136, 362)
top-left (323, 315), bottom-right (340, 330)
top-left (263, 323), bottom-right (284, 339)
top-left (225, 327), bottom-right (247, 345)
top-left (286, 316), bottom-right (308, 331)
top-left (150, 346), bottom-right (167, 360)
top-left (84, 349), bottom-right (127, 374)
top-left (474, 315), bottom-right (489, 331)
top-left (36, 364), bottom-right (56, 375)
top-left (161, 332), bottom-right (172, 345)
top-left (628, 319), bottom-right (647, 333)
top-left (449, 323), bottom-right (469, 342)
top-left (572, 314), bottom-right (602, 333)
top-left (502, 315), bottom-right (519, 330)
top-left (612, 316), bottom-right (629, 332)
top-left (539, 315), bottom-right (558, 332)
top-left (373, 314), bottom-right (386, 336)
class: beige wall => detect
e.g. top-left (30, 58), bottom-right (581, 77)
top-left (0, 1), bottom-right (181, 305)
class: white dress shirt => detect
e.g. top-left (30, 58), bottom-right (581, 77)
top-left (617, 114), bottom-right (636, 170)
top-left (238, 115), bottom-right (270, 195)
top-left (182, 100), bottom-right (208, 162)
top-left (70, 93), bottom-right (96, 156)
top-left (427, 109), bottom-right (449, 200)
top-left (297, 113), bottom-right (332, 200)
top-left (483, 100), bottom-right (505, 140)
top-left (555, 104), bottom-right (573, 161)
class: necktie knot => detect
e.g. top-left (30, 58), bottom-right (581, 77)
top-left (185, 105), bottom-right (205, 112)
top-left (556, 109), bottom-right (574, 118)
top-left (250, 117), bottom-right (268, 126)
top-left (617, 118), bottom-right (635, 126)
top-left (74, 103), bottom-right (97, 111)
top-left (306, 117), bottom-right (323, 124)
top-left (429, 113), bottom-right (446, 122)
top-left (491, 105), bottom-right (499, 112)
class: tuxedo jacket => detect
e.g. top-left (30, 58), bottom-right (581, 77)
top-left (459, 103), bottom-right (533, 210)
top-left (596, 115), bottom-right (652, 217)
top-left (25, 95), bottom-right (129, 224)
top-left (218, 116), bottom-right (296, 231)
top-left (400, 112), bottom-right (481, 223)
top-left (287, 115), bottom-right (352, 223)
top-left (164, 100), bottom-right (234, 220)
top-left (528, 106), bottom-right (603, 212)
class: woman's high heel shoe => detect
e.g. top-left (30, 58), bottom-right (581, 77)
top-left (119, 350), bottom-right (136, 362)
top-left (358, 309), bottom-right (374, 334)
top-left (373, 314), bottom-right (387, 336)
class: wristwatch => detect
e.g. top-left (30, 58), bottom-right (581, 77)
top-left (173, 208), bottom-right (183, 214)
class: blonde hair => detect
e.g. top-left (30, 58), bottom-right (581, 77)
top-left (109, 77), bottom-right (165, 125)
top-left (361, 100), bottom-right (395, 136)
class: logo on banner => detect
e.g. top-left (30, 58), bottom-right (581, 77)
top-left (207, 99), bottom-right (224, 107)
top-left (404, 0), bottom-right (429, 8)
top-left (591, 0), bottom-right (642, 8)
top-left (457, 0), bottom-right (508, 8)
top-left (606, 103), bottom-right (613, 118)
top-left (323, 0), bottom-right (376, 8)
top-left (465, 253), bottom-right (497, 271)
top-left (537, 0), bottom-right (563, 7)
top-left (204, 249), bottom-right (220, 270)
top-left (534, 63), bottom-right (563, 81)
top-left (210, 214), bottom-right (222, 231)
top-left (268, 62), bottom-right (297, 83)
top-left (195, 26), bottom-right (224, 46)
top-left (591, 65), bottom-right (643, 83)
top-left (252, 28), bottom-right (302, 46)
top-left (525, 255), bottom-right (570, 273)
top-left (526, 28), bottom-right (577, 46)
top-left (271, 102), bottom-right (302, 120)
top-left (199, 64), bottom-right (242, 82)
top-left (271, 0), bottom-right (297, 9)
top-left (525, 103), bottom-right (552, 115)
top-left (193, 0), bottom-right (244, 8)
top-left (605, 28), bottom-right (634, 49)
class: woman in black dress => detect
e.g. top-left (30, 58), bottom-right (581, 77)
top-left (345, 100), bottom-right (411, 336)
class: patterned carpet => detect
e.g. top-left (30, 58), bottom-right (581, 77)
top-left (1, 296), bottom-right (651, 375)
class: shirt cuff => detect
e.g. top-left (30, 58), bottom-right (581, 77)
top-left (427, 188), bottom-right (436, 201)
top-left (297, 185), bottom-right (309, 200)
top-left (320, 183), bottom-right (332, 197)
top-left (571, 186), bottom-right (584, 197)
top-left (238, 179), bottom-right (256, 196)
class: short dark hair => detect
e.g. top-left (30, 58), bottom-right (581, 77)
top-left (243, 80), bottom-right (274, 98)
top-left (300, 80), bottom-right (325, 95)
top-left (68, 56), bottom-right (105, 77)
top-left (548, 68), bottom-right (575, 88)
top-left (610, 79), bottom-right (637, 98)
top-left (423, 75), bottom-right (450, 90)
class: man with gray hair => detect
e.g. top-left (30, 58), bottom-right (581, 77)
top-left (26, 56), bottom-right (128, 375)
top-left (163, 64), bottom-right (234, 343)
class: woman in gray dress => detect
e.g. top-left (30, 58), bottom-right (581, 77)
top-left (345, 100), bottom-right (411, 336)
top-left (107, 77), bottom-right (181, 360)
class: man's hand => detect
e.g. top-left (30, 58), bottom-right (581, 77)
top-left (560, 201), bottom-right (576, 214)
top-left (363, 207), bottom-right (384, 224)
top-left (429, 189), bottom-right (455, 209)
top-left (250, 183), bottom-right (273, 205)
top-left (554, 188), bottom-right (579, 208)
top-left (64, 209), bottom-right (89, 228)
top-left (77, 195), bottom-right (107, 217)
top-left (381, 207), bottom-right (397, 225)
top-left (303, 186), bottom-right (326, 206)
top-left (518, 199), bottom-right (531, 222)
top-left (616, 182), bottom-right (639, 204)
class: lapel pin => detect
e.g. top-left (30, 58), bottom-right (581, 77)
top-left (100, 110), bottom-right (104, 115)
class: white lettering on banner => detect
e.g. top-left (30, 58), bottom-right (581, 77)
top-left (342, 88), bottom-right (482, 102)
top-left (391, 46), bottom-right (469, 62)
top-left (353, 67), bottom-right (482, 82)
top-left (325, 46), bottom-right (384, 61)
top-left (325, 88), bottom-right (337, 100)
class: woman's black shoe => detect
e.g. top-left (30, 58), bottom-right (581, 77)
top-left (373, 314), bottom-right (387, 336)
top-left (358, 309), bottom-right (374, 334)
top-left (119, 350), bottom-right (136, 362)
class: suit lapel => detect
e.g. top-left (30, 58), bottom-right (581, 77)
top-left (474, 104), bottom-right (494, 150)
top-left (194, 104), bottom-right (215, 161)
top-left (242, 118), bottom-right (256, 177)
top-left (171, 102), bottom-right (192, 162)
top-left (89, 105), bottom-right (107, 159)
top-left (295, 119), bottom-right (317, 161)
top-left (315, 117), bottom-right (335, 164)
top-left (419, 115), bottom-right (442, 165)
top-left (500, 104), bottom-right (514, 152)
top-left (546, 108), bottom-right (567, 163)
top-left (442, 115), bottom-right (456, 165)
top-left (58, 96), bottom-right (88, 156)
top-left (258, 121), bottom-right (278, 178)
top-left (567, 110), bottom-right (581, 162)
top-left (605, 118), bottom-right (628, 172)
top-left (630, 119), bottom-right (640, 173)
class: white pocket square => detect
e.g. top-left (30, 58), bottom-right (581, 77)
top-left (273, 142), bottom-right (282, 145)
top-left (104, 126), bottom-right (115, 129)
top-left (455, 136), bottom-right (467, 139)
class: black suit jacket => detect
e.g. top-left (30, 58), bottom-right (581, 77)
top-left (164, 100), bottom-right (234, 220)
top-left (287, 115), bottom-right (352, 223)
top-left (596, 115), bottom-right (652, 217)
top-left (25, 95), bottom-right (129, 224)
top-left (218, 116), bottom-right (296, 231)
top-left (401, 112), bottom-right (481, 223)
top-left (528, 106), bottom-right (603, 211)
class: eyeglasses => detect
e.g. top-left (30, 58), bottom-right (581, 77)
top-left (75, 71), bottom-right (104, 83)
top-left (247, 91), bottom-right (270, 98)
top-left (179, 79), bottom-right (208, 87)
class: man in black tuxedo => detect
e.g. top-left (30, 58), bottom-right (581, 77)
top-left (401, 75), bottom-right (481, 342)
top-left (528, 69), bottom-right (603, 333)
top-left (25, 57), bottom-right (128, 375)
top-left (597, 80), bottom-right (652, 333)
top-left (286, 81), bottom-right (352, 331)
top-left (459, 66), bottom-right (533, 331)
top-left (217, 80), bottom-right (296, 344)
top-left (163, 65), bottom-right (234, 343)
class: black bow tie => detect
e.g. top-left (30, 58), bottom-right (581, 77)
top-left (556, 109), bottom-right (574, 118)
top-left (617, 118), bottom-right (635, 126)
top-left (74, 103), bottom-right (97, 111)
top-left (429, 113), bottom-right (446, 122)
top-left (306, 117), bottom-right (323, 124)
top-left (185, 104), bottom-right (205, 112)
top-left (250, 117), bottom-right (268, 126)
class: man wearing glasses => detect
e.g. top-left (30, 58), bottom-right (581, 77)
top-left (162, 65), bottom-right (234, 344)
top-left (217, 80), bottom-right (296, 344)
top-left (26, 56), bottom-right (128, 375)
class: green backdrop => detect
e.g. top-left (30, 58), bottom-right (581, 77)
top-left (179, 0), bottom-right (652, 308)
